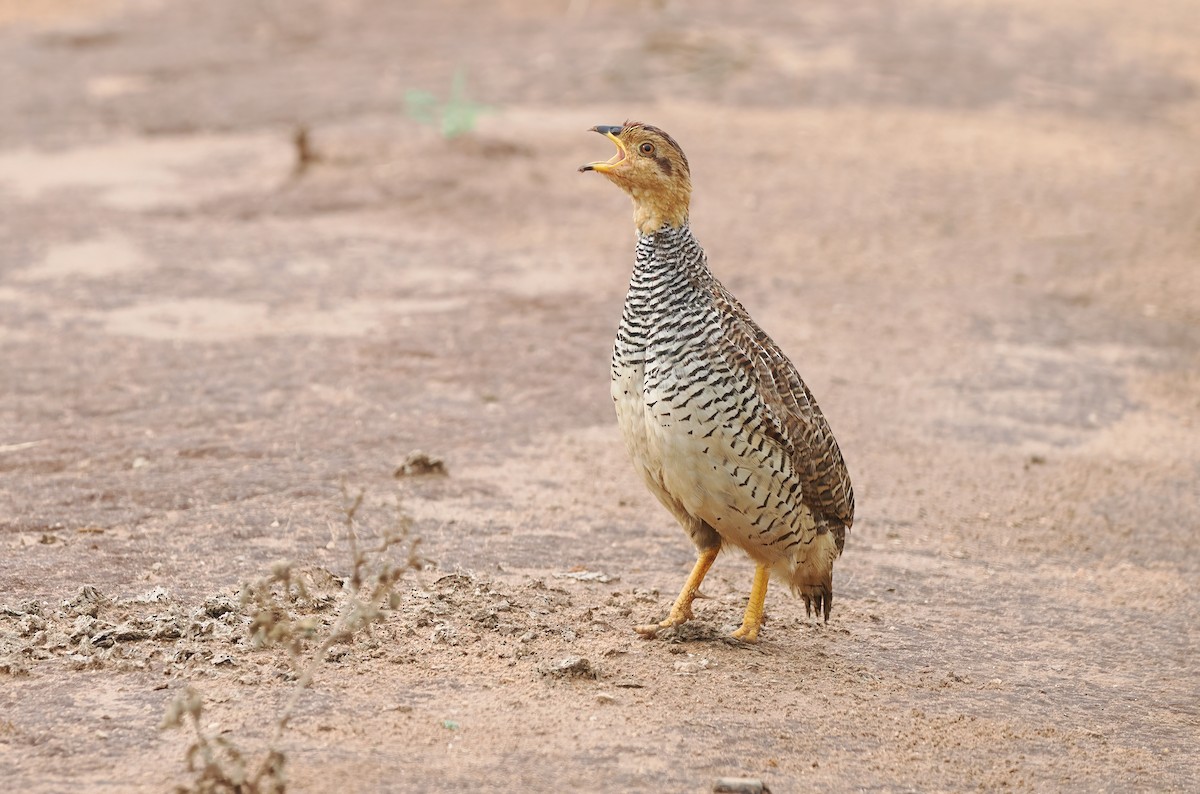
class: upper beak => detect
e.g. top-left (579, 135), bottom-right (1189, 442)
top-left (579, 125), bottom-right (627, 173)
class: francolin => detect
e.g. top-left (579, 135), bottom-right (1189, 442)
top-left (580, 122), bottom-right (855, 642)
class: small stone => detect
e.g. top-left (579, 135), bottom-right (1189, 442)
top-left (0, 656), bottom-right (31, 676)
top-left (394, 450), bottom-right (447, 477)
top-left (71, 615), bottom-right (99, 640)
top-left (111, 622), bottom-right (151, 642)
top-left (713, 778), bottom-right (769, 794)
top-left (131, 586), bottom-right (171, 604)
top-left (153, 619), bottom-right (183, 640)
top-left (17, 614), bottom-right (45, 635)
top-left (1, 600), bottom-right (42, 617)
top-left (63, 586), bottom-right (105, 617)
top-left (594, 693), bottom-right (617, 705)
top-left (540, 656), bottom-right (598, 679)
top-left (552, 570), bottom-right (620, 584)
top-left (202, 596), bottom-right (236, 617)
top-left (674, 657), bottom-right (713, 674)
top-left (431, 624), bottom-right (459, 645)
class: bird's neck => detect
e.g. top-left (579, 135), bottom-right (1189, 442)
top-left (629, 186), bottom-right (690, 236)
top-left (618, 225), bottom-right (712, 357)
top-left (632, 223), bottom-right (710, 289)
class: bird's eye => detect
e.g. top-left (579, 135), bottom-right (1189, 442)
top-left (639, 142), bottom-right (655, 156)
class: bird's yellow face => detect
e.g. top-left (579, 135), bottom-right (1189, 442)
top-left (580, 121), bottom-right (692, 235)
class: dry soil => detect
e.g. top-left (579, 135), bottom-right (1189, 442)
top-left (1, 1), bottom-right (1198, 792)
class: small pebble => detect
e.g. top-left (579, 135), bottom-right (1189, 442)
top-left (540, 656), bottom-right (597, 679)
top-left (713, 778), bottom-right (768, 794)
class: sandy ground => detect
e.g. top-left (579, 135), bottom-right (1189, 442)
top-left (1, 1), bottom-right (1198, 791)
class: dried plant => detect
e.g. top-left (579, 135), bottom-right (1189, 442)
top-left (163, 484), bottom-right (422, 793)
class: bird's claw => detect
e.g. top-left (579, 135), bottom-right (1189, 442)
top-left (634, 622), bottom-right (666, 638)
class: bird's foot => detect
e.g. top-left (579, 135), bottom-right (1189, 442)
top-left (729, 621), bottom-right (761, 644)
top-left (726, 563), bottom-right (770, 644)
top-left (635, 547), bottom-right (720, 639)
top-left (634, 603), bottom-right (695, 639)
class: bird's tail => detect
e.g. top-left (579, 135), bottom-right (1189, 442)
top-left (787, 530), bottom-right (841, 622)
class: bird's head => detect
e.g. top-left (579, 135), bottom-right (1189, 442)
top-left (579, 121), bottom-right (692, 235)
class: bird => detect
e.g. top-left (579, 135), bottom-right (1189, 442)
top-left (579, 121), bottom-right (854, 643)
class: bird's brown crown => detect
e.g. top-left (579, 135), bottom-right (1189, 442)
top-left (579, 121), bottom-right (692, 235)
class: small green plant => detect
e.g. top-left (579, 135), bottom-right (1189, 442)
top-left (163, 485), bottom-right (422, 793)
top-left (404, 68), bottom-right (491, 139)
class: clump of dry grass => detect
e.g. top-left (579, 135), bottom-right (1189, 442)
top-left (162, 484), bottom-right (422, 793)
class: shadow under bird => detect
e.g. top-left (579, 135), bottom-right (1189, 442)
top-left (580, 122), bottom-right (855, 643)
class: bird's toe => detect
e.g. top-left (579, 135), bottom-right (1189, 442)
top-left (634, 622), bottom-right (665, 639)
top-left (729, 625), bottom-right (760, 644)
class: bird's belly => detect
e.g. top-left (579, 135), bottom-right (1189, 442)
top-left (663, 405), bottom-right (816, 562)
top-left (613, 361), bottom-right (817, 563)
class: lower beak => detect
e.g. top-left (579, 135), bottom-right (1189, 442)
top-left (579, 127), bottom-right (627, 173)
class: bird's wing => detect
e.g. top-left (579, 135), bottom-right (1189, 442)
top-left (707, 279), bottom-right (855, 537)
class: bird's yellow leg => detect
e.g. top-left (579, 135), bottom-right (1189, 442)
top-left (731, 564), bottom-right (771, 643)
top-left (635, 546), bottom-right (719, 638)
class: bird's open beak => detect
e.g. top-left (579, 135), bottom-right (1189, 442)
top-left (579, 125), bottom-right (626, 174)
